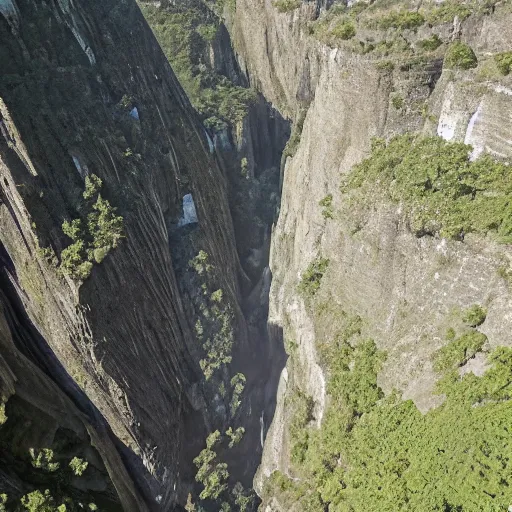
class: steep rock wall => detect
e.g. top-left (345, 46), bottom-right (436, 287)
top-left (0, 0), bottom-right (249, 508)
top-left (226, 0), bottom-right (512, 504)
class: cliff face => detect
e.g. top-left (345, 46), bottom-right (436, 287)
top-left (0, 0), bottom-right (270, 508)
top-left (225, 0), bottom-right (512, 509)
top-left (3, 0), bottom-right (512, 510)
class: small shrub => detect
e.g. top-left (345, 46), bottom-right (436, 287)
top-left (391, 94), bottom-right (404, 110)
top-left (462, 304), bottom-right (487, 327)
top-left (376, 10), bottom-right (425, 30)
top-left (226, 426), bottom-right (245, 448)
top-left (494, 51), bottom-right (512, 75)
top-left (330, 20), bottom-right (356, 40)
top-left (0, 403), bottom-right (6, 425)
top-left (21, 489), bottom-right (65, 512)
top-left (69, 457), bottom-right (88, 476)
top-left (230, 373), bottom-right (246, 415)
top-left (204, 116), bottom-right (228, 132)
top-left (298, 257), bottom-right (329, 297)
top-left (376, 60), bottom-right (395, 71)
top-left (444, 42), bottom-right (477, 70)
top-left (273, 0), bottom-right (300, 13)
top-left (118, 94), bottom-right (133, 109)
top-left (231, 482), bottom-right (255, 512)
top-left (446, 327), bottom-right (456, 341)
top-left (196, 24), bottom-right (218, 42)
top-left (194, 431), bottom-right (229, 500)
top-left (283, 110), bottom-right (306, 158)
top-left (240, 157), bottom-right (248, 178)
top-left (319, 194), bottom-right (334, 219)
top-left (37, 246), bottom-right (58, 267)
top-left (211, 289), bottom-right (223, 303)
top-left (87, 196), bottom-right (124, 251)
top-left (433, 331), bottom-right (487, 372)
top-left (30, 448), bottom-right (59, 472)
top-left (417, 34), bottom-right (443, 51)
top-left (189, 250), bottom-right (213, 275)
top-left (60, 175), bottom-right (124, 281)
top-left (83, 174), bottom-right (102, 200)
top-left (497, 265), bottom-right (512, 286)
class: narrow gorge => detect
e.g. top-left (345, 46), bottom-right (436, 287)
top-left (1, 0), bottom-right (512, 511)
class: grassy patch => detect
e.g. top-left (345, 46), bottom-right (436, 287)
top-left (319, 194), bottom-right (334, 219)
top-left (462, 304), bottom-right (487, 327)
top-left (329, 19), bottom-right (356, 40)
top-left (374, 10), bottom-right (425, 30)
top-left (391, 94), bottom-right (404, 110)
top-left (288, 391), bottom-right (315, 464)
top-left (417, 34), bottom-right (443, 51)
top-left (425, 1), bottom-right (472, 24)
top-left (342, 135), bottom-right (512, 241)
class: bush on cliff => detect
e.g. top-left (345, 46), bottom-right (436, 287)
top-left (444, 41), bottom-right (478, 69)
top-left (342, 135), bottom-right (512, 242)
top-left (60, 174), bottom-right (123, 280)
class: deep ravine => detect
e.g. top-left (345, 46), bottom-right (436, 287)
top-left (0, 0), bottom-right (287, 509)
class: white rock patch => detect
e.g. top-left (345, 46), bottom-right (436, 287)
top-left (464, 102), bottom-right (484, 161)
top-left (437, 82), bottom-right (465, 141)
top-left (177, 193), bottom-right (198, 227)
top-left (205, 130), bottom-right (214, 154)
top-left (0, 0), bottom-right (17, 17)
top-left (71, 155), bottom-right (88, 178)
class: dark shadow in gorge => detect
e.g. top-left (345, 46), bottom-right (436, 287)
top-left (209, 97), bottom-right (289, 490)
top-left (167, 93), bottom-right (289, 506)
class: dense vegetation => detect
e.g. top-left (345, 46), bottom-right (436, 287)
top-left (138, 3), bottom-right (256, 129)
top-left (189, 250), bottom-right (236, 380)
top-left (60, 174), bottom-right (123, 280)
top-left (266, 307), bottom-right (512, 511)
top-left (309, 0), bottom-right (497, 64)
top-left (342, 135), bottom-right (512, 241)
top-left (189, 419), bottom-right (254, 510)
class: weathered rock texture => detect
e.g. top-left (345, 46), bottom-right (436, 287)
top-left (0, 0), bottom-right (269, 508)
top-left (226, 0), bottom-right (512, 504)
